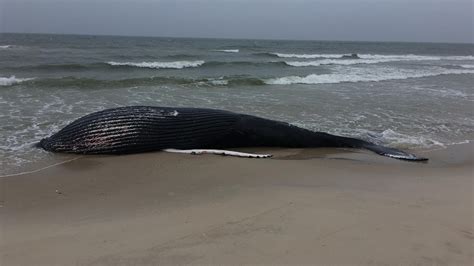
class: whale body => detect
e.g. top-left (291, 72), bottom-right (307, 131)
top-left (37, 106), bottom-right (427, 161)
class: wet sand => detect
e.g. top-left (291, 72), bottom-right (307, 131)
top-left (1, 144), bottom-right (473, 265)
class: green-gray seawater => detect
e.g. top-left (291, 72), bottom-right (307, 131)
top-left (1, 33), bottom-right (473, 174)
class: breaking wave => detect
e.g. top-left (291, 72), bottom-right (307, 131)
top-left (0, 76), bottom-right (35, 86)
top-left (271, 53), bottom-right (343, 59)
top-left (0, 45), bottom-right (13, 49)
top-left (270, 53), bottom-right (473, 61)
top-left (10, 54), bottom-right (474, 72)
top-left (22, 76), bottom-right (265, 88)
top-left (265, 68), bottom-right (474, 85)
top-left (203, 61), bottom-right (286, 68)
top-left (22, 66), bottom-right (474, 88)
top-left (214, 49), bottom-right (239, 53)
top-left (8, 61), bottom-right (288, 72)
top-left (284, 58), bottom-right (394, 67)
top-left (107, 60), bottom-right (205, 69)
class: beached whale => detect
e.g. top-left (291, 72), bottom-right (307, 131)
top-left (37, 106), bottom-right (427, 161)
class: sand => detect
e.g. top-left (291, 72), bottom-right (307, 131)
top-left (1, 144), bottom-right (473, 265)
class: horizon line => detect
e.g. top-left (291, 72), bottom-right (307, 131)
top-left (1, 31), bottom-right (473, 45)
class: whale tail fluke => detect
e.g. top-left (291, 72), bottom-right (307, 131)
top-left (323, 134), bottom-right (428, 162)
top-left (361, 142), bottom-right (428, 161)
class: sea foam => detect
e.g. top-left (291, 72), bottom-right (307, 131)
top-left (272, 53), bottom-right (473, 61)
top-left (215, 49), bottom-right (239, 53)
top-left (265, 68), bottom-right (474, 85)
top-left (107, 60), bottom-right (205, 69)
top-left (272, 53), bottom-right (342, 59)
top-left (379, 129), bottom-right (445, 149)
top-left (365, 129), bottom-right (445, 149)
top-left (0, 76), bottom-right (34, 86)
top-left (284, 58), bottom-right (395, 67)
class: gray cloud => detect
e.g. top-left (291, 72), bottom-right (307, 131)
top-left (1, 0), bottom-right (472, 43)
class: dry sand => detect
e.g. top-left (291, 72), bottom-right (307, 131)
top-left (1, 144), bottom-right (473, 265)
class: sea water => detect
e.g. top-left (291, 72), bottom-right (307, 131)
top-left (1, 33), bottom-right (473, 174)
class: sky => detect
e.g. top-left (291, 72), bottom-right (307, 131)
top-left (0, 0), bottom-right (472, 43)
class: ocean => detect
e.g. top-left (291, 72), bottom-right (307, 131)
top-left (1, 33), bottom-right (473, 175)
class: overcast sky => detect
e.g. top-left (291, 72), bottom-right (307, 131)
top-left (0, 0), bottom-right (472, 43)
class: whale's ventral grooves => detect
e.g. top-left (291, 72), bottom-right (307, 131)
top-left (38, 106), bottom-right (428, 161)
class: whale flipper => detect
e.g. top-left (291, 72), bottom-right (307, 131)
top-left (164, 149), bottom-right (272, 158)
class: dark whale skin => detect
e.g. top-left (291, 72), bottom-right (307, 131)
top-left (37, 106), bottom-right (427, 161)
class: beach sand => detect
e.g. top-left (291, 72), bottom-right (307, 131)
top-left (1, 144), bottom-right (473, 265)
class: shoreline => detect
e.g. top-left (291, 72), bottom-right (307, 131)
top-left (1, 143), bottom-right (473, 265)
top-left (2, 140), bottom-right (472, 177)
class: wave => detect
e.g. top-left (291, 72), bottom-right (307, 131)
top-left (254, 52), bottom-right (278, 57)
top-left (271, 53), bottom-right (343, 59)
top-left (361, 54), bottom-right (474, 61)
top-left (108, 60), bottom-right (284, 69)
top-left (265, 68), bottom-right (474, 85)
top-left (107, 60), bottom-right (205, 69)
top-left (0, 76), bottom-right (35, 86)
top-left (195, 77), bottom-right (264, 86)
top-left (13, 66), bottom-right (474, 88)
top-left (203, 61), bottom-right (287, 68)
top-left (284, 58), bottom-right (395, 67)
top-left (14, 55), bottom-right (472, 73)
top-left (270, 53), bottom-right (473, 61)
top-left (8, 61), bottom-right (287, 72)
top-left (214, 49), bottom-right (239, 53)
top-left (12, 63), bottom-right (103, 71)
top-left (361, 54), bottom-right (440, 61)
top-left (26, 76), bottom-right (194, 88)
top-left (22, 75), bottom-right (266, 88)
top-left (361, 129), bottom-right (445, 149)
top-left (0, 45), bottom-right (13, 49)
top-left (444, 56), bottom-right (474, 60)
top-left (163, 54), bottom-right (198, 59)
top-left (227, 77), bottom-right (265, 86)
